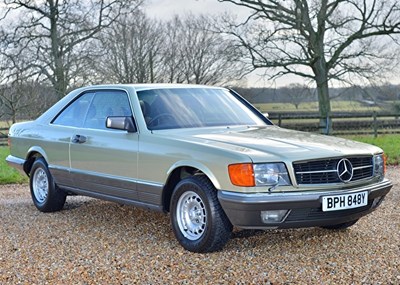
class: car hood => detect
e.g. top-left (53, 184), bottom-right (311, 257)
top-left (166, 126), bottom-right (382, 163)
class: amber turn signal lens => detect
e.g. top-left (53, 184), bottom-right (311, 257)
top-left (228, 163), bottom-right (255, 187)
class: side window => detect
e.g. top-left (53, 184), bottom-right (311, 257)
top-left (53, 93), bottom-right (94, 127)
top-left (83, 90), bottom-right (132, 130)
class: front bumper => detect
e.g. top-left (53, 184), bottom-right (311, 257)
top-left (218, 179), bottom-right (392, 229)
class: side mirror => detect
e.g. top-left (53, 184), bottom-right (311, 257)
top-left (106, 116), bottom-right (137, 133)
top-left (263, 112), bottom-right (269, 118)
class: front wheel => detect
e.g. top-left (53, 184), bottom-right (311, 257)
top-left (30, 158), bottom-right (66, 212)
top-left (170, 176), bottom-right (232, 253)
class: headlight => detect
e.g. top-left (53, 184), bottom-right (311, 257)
top-left (228, 163), bottom-right (290, 187)
top-left (254, 163), bottom-right (290, 186)
top-left (373, 153), bottom-right (386, 180)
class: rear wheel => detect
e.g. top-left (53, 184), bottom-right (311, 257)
top-left (170, 176), bottom-right (232, 253)
top-left (321, 219), bottom-right (359, 230)
top-left (30, 158), bottom-right (66, 212)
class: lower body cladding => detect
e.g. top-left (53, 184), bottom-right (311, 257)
top-left (217, 179), bottom-right (392, 229)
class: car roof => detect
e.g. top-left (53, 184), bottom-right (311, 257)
top-left (81, 83), bottom-right (226, 92)
top-left (36, 84), bottom-right (229, 124)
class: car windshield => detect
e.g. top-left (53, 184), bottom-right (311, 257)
top-left (137, 88), bottom-right (268, 130)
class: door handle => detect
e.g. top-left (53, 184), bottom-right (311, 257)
top-left (72, 134), bottom-right (87, 144)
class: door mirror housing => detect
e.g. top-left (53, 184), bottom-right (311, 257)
top-left (106, 116), bottom-right (137, 133)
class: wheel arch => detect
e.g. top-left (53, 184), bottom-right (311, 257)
top-left (162, 161), bottom-right (221, 212)
top-left (24, 146), bottom-right (48, 175)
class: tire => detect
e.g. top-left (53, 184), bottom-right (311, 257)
top-left (170, 176), bottom-right (233, 253)
top-left (321, 219), bottom-right (359, 230)
top-left (29, 157), bottom-right (66, 212)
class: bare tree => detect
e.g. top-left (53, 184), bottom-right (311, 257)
top-left (0, 23), bottom-right (58, 124)
top-left (219, 0), bottom-right (400, 133)
top-left (177, 14), bottom-right (245, 85)
top-left (281, 83), bottom-right (313, 109)
top-left (1, 0), bottom-right (143, 98)
top-left (0, 53), bottom-right (25, 124)
top-left (0, 81), bottom-right (52, 124)
top-left (160, 16), bottom-right (187, 83)
top-left (0, 85), bottom-right (27, 124)
top-left (95, 11), bottom-right (164, 84)
top-left (355, 81), bottom-right (399, 110)
top-left (95, 13), bottom-right (246, 85)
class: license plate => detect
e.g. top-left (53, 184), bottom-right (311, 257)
top-left (322, 191), bottom-right (368, 212)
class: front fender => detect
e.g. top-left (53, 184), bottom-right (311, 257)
top-left (167, 160), bottom-right (221, 190)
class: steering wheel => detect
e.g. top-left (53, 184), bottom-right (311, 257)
top-left (148, 113), bottom-right (176, 128)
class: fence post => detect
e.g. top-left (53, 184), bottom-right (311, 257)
top-left (0, 128), bottom-right (8, 147)
top-left (326, 115), bottom-right (330, 135)
top-left (373, 111), bottom-right (378, 138)
top-left (278, 114), bottom-right (282, 127)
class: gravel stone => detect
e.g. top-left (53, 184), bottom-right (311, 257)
top-left (0, 168), bottom-right (399, 284)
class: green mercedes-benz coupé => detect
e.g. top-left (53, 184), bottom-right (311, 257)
top-left (6, 84), bottom-right (392, 252)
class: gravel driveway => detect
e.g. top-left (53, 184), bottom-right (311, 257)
top-left (1, 168), bottom-right (399, 284)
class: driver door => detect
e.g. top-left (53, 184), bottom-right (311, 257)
top-left (68, 89), bottom-right (139, 201)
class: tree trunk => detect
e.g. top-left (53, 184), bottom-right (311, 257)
top-left (313, 56), bottom-right (332, 134)
top-left (11, 103), bottom-right (16, 124)
top-left (316, 80), bottom-right (332, 134)
top-left (54, 67), bottom-right (67, 98)
top-left (49, 1), bottom-right (67, 98)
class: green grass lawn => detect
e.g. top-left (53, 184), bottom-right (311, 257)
top-left (0, 134), bottom-right (399, 184)
top-left (0, 147), bottom-right (28, 184)
top-left (340, 134), bottom-right (400, 165)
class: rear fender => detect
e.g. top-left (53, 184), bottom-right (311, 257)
top-left (24, 146), bottom-right (49, 174)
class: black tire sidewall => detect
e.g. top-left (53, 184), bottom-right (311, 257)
top-left (170, 176), bottom-right (229, 253)
top-left (30, 158), bottom-right (51, 209)
top-left (29, 158), bottom-right (65, 212)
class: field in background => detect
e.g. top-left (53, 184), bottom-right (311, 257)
top-left (254, 101), bottom-right (382, 113)
top-left (0, 121), bottom-right (12, 128)
top-left (255, 100), bottom-right (399, 136)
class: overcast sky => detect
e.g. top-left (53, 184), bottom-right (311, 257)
top-left (145, 0), bottom-right (243, 19)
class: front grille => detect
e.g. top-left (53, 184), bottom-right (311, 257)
top-left (293, 156), bottom-right (373, 185)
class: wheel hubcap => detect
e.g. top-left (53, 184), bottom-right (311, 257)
top-left (32, 168), bottom-right (49, 203)
top-left (176, 191), bottom-right (207, 241)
